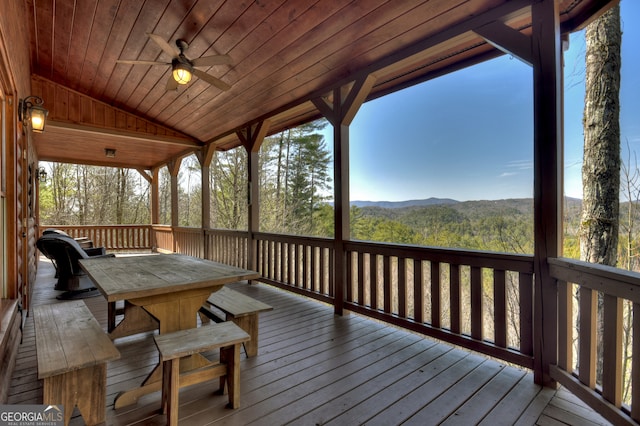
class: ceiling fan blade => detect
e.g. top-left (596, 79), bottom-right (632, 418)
top-left (193, 69), bottom-right (231, 91)
top-left (116, 60), bottom-right (169, 66)
top-left (147, 33), bottom-right (179, 57)
top-left (191, 54), bottom-right (232, 67)
top-left (166, 74), bottom-right (179, 91)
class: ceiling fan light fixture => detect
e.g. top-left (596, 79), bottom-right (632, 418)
top-left (172, 60), bottom-right (192, 85)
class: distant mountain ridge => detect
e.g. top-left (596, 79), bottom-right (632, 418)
top-left (351, 198), bottom-right (458, 209)
top-left (351, 196), bottom-right (583, 210)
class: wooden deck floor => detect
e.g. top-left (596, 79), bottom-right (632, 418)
top-left (8, 258), bottom-right (611, 425)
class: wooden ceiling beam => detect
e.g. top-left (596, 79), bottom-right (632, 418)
top-left (45, 120), bottom-right (201, 148)
top-left (136, 168), bottom-right (152, 182)
top-left (474, 21), bottom-right (533, 66)
top-left (237, 120), bottom-right (271, 153)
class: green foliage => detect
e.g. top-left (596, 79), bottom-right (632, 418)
top-left (349, 201), bottom-right (536, 254)
top-left (258, 120), bottom-right (331, 235)
top-left (40, 163), bottom-right (150, 225)
top-left (211, 148), bottom-right (248, 230)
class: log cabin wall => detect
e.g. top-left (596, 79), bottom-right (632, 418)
top-left (0, 0), bottom-right (39, 402)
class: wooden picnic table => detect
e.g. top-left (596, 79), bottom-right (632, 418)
top-left (79, 253), bottom-right (260, 409)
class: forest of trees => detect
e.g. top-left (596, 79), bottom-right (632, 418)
top-left (39, 119), bottom-right (640, 270)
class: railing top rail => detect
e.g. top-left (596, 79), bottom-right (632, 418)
top-left (253, 231), bottom-right (334, 248)
top-left (204, 228), bottom-right (248, 237)
top-left (345, 240), bottom-right (534, 272)
top-left (549, 257), bottom-right (640, 303)
top-left (172, 227), bottom-right (204, 234)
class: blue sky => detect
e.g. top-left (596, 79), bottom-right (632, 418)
top-left (329, 1), bottom-right (639, 202)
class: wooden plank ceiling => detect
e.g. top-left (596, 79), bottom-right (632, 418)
top-left (26, 0), bottom-right (614, 170)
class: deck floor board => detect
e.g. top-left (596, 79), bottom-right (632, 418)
top-left (7, 258), bottom-right (612, 425)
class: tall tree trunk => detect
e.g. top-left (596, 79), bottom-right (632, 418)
top-left (579, 4), bottom-right (621, 388)
top-left (580, 5), bottom-right (621, 266)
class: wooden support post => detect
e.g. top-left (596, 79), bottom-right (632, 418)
top-left (150, 168), bottom-right (160, 225)
top-left (238, 121), bottom-right (270, 274)
top-left (167, 159), bottom-right (182, 252)
top-left (197, 146), bottom-right (216, 259)
top-left (313, 76), bottom-right (376, 316)
top-left (531, 0), bottom-right (562, 387)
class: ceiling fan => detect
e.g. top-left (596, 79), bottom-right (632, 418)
top-left (117, 33), bottom-right (232, 91)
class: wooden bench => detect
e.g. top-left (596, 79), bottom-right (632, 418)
top-left (153, 322), bottom-right (250, 426)
top-left (198, 286), bottom-right (273, 357)
top-left (33, 300), bottom-right (120, 426)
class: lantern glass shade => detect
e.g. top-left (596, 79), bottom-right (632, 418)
top-left (30, 106), bottom-right (48, 132)
top-left (172, 66), bottom-right (192, 85)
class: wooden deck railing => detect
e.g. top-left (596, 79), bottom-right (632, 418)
top-left (41, 225), bottom-right (152, 251)
top-left (549, 257), bottom-right (640, 425)
top-left (204, 229), bottom-right (249, 269)
top-left (242, 232), bottom-right (536, 368)
top-left (152, 225), bottom-right (173, 252)
top-left (344, 241), bottom-right (535, 368)
top-left (153, 227), bottom-right (249, 268)
top-left (253, 232), bottom-right (335, 303)
top-left (39, 224), bottom-right (640, 424)
top-left (173, 227), bottom-right (205, 258)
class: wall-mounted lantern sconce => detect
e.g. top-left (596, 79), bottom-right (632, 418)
top-left (37, 167), bottom-right (47, 183)
top-left (19, 96), bottom-right (49, 133)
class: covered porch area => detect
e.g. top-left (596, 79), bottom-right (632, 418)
top-left (8, 257), bottom-right (609, 425)
top-left (1, 0), bottom-right (635, 424)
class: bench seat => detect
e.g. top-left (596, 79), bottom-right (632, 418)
top-left (198, 286), bottom-right (273, 357)
top-left (34, 300), bottom-right (120, 426)
top-left (154, 322), bottom-right (250, 425)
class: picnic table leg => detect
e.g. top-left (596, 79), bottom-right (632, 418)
top-left (108, 302), bottom-right (158, 339)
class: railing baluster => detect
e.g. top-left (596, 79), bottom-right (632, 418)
top-left (450, 264), bottom-right (461, 334)
top-left (557, 278), bottom-right (572, 370)
top-left (494, 269), bottom-right (506, 348)
top-left (302, 245), bottom-right (308, 291)
top-left (398, 257), bottom-right (406, 318)
top-left (370, 254), bottom-right (378, 311)
top-left (358, 253), bottom-right (366, 308)
top-left (471, 266), bottom-right (483, 341)
top-left (519, 272), bottom-right (534, 356)
top-left (383, 255), bottom-right (391, 314)
top-left (578, 286), bottom-right (597, 388)
top-left (311, 246), bottom-right (317, 292)
top-left (431, 261), bottom-right (441, 328)
top-left (602, 294), bottom-right (623, 407)
top-left (286, 243), bottom-right (292, 285)
top-left (414, 259), bottom-right (423, 323)
top-left (346, 251), bottom-right (354, 302)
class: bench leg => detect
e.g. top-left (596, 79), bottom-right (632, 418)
top-left (161, 358), bottom-right (180, 426)
top-left (42, 364), bottom-right (107, 426)
top-left (220, 343), bottom-right (242, 408)
top-left (230, 314), bottom-right (259, 357)
top-left (108, 301), bottom-right (116, 332)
